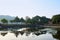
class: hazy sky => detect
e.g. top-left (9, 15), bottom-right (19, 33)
top-left (0, 0), bottom-right (60, 18)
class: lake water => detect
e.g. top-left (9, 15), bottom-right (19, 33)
top-left (0, 28), bottom-right (59, 40)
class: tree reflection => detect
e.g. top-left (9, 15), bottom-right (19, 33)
top-left (34, 32), bottom-right (41, 36)
top-left (1, 33), bottom-right (7, 36)
top-left (13, 31), bottom-right (20, 37)
top-left (52, 31), bottom-right (60, 40)
top-left (26, 32), bottom-right (31, 36)
top-left (34, 31), bottom-right (46, 36)
top-left (0, 28), bottom-right (58, 38)
top-left (19, 31), bottom-right (24, 35)
top-left (12, 31), bottom-right (24, 37)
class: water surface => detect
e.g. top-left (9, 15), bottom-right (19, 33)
top-left (0, 28), bottom-right (59, 40)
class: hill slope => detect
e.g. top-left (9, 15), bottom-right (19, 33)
top-left (0, 15), bottom-right (15, 21)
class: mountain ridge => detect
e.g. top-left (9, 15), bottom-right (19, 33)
top-left (0, 15), bottom-right (15, 20)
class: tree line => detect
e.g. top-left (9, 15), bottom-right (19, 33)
top-left (1, 14), bottom-right (60, 25)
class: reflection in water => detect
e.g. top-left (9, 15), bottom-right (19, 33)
top-left (0, 28), bottom-right (59, 40)
top-left (20, 31), bottom-right (24, 35)
top-left (34, 32), bottom-right (46, 36)
top-left (25, 32), bottom-right (30, 36)
top-left (1, 33), bottom-right (7, 36)
top-left (13, 31), bottom-right (24, 37)
top-left (52, 31), bottom-right (60, 40)
top-left (34, 32), bottom-right (42, 36)
top-left (14, 32), bottom-right (19, 37)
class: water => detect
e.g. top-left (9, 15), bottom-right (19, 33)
top-left (0, 28), bottom-right (59, 40)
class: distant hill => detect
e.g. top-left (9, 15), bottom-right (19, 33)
top-left (0, 15), bottom-right (15, 21)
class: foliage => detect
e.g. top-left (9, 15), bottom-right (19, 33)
top-left (31, 16), bottom-right (50, 24)
top-left (52, 14), bottom-right (60, 24)
top-left (10, 20), bottom-right (15, 23)
top-left (32, 15), bottom-right (41, 24)
top-left (7, 15), bottom-right (50, 25)
top-left (14, 16), bottom-right (20, 22)
top-left (20, 17), bottom-right (25, 22)
top-left (41, 16), bottom-right (50, 24)
top-left (26, 18), bottom-right (32, 24)
top-left (10, 16), bottom-right (20, 23)
top-left (1, 19), bottom-right (8, 23)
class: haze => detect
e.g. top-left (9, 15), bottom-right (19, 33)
top-left (0, 0), bottom-right (60, 18)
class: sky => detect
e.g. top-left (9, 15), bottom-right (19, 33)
top-left (0, 0), bottom-right (60, 18)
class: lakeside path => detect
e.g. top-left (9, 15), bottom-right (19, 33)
top-left (0, 24), bottom-right (60, 29)
top-left (43, 25), bottom-right (60, 28)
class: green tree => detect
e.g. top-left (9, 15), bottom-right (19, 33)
top-left (14, 16), bottom-right (20, 22)
top-left (20, 17), bottom-right (25, 22)
top-left (25, 16), bottom-right (32, 24)
top-left (32, 15), bottom-right (41, 24)
top-left (1, 19), bottom-right (8, 23)
top-left (52, 14), bottom-right (60, 24)
top-left (10, 20), bottom-right (14, 23)
top-left (26, 18), bottom-right (32, 24)
top-left (41, 16), bottom-right (50, 24)
top-left (32, 15), bottom-right (50, 25)
top-left (10, 16), bottom-right (20, 24)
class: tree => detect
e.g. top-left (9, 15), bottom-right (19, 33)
top-left (32, 15), bottom-right (41, 24)
top-left (26, 18), bottom-right (32, 24)
top-left (25, 16), bottom-right (32, 24)
top-left (1, 19), bottom-right (8, 23)
top-left (10, 16), bottom-right (20, 24)
top-left (41, 16), bottom-right (50, 24)
top-left (14, 16), bottom-right (20, 22)
top-left (20, 17), bottom-right (25, 22)
top-left (52, 14), bottom-right (60, 24)
top-left (32, 15), bottom-right (50, 25)
top-left (10, 20), bottom-right (14, 23)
